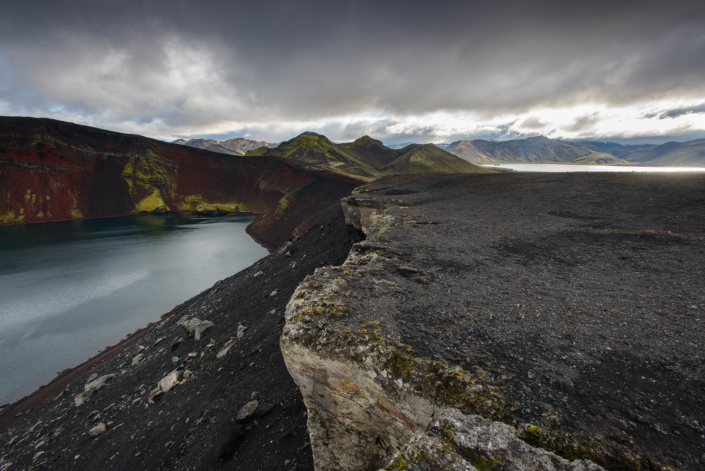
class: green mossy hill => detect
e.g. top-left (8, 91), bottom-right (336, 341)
top-left (445, 136), bottom-right (628, 165)
top-left (378, 144), bottom-right (493, 174)
top-left (247, 132), bottom-right (494, 179)
top-left (340, 135), bottom-right (399, 167)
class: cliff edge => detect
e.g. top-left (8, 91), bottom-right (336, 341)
top-left (281, 172), bottom-right (705, 470)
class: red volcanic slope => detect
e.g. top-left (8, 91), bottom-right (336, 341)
top-left (0, 117), bottom-right (362, 248)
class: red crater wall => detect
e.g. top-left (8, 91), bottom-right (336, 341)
top-left (0, 117), bottom-right (362, 248)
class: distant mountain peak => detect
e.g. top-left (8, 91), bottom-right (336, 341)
top-left (352, 135), bottom-right (383, 146)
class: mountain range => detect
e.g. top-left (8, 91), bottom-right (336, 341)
top-left (444, 136), bottom-right (629, 165)
top-left (443, 136), bottom-right (705, 166)
top-left (172, 138), bottom-right (277, 156)
top-left (576, 139), bottom-right (705, 166)
top-left (245, 132), bottom-right (492, 180)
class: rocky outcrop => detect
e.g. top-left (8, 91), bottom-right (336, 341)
top-left (281, 193), bottom-right (603, 470)
top-left (0, 117), bottom-right (362, 248)
top-left (282, 173), bottom-right (705, 470)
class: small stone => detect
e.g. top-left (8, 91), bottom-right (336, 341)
top-left (48, 427), bottom-right (63, 440)
top-left (159, 370), bottom-right (184, 393)
top-left (88, 423), bottom-right (106, 437)
top-left (28, 420), bottom-right (43, 433)
top-left (75, 374), bottom-right (116, 407)
top-left (269, 309), bottom-right (277, 315)
top-left (177, 316), bottom-right (215, 340)
top-left (236, 400), bottom-right (258, 422)
top-left (188, 352), bottom-right (197, 358)
top-left (237, 324), bottom-right (248, 339)
top-left (217, 339), bottom-right (237, 358)
top-left (131, 354), bottom-right (144, 366)
top-left (253, 271), bottom-right (264, 278)
top-left (270, 290), bottom-right (278, 297)
top-left (172, 356), bottom-right (180, 363)
top-left (251, 391), bottom-right (259, 400)
top-left (33, 451), bottom-right (44, 461)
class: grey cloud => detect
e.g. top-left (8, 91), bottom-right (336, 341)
top-left (658, 103), bottom-right (705, 119)
top-left (1, 0), bottom-right (705, 140)
top-left (565, 113), bottom-right (601, 133)
top-left (518, 117), bottom-right (548, 130)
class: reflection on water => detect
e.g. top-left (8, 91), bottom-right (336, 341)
top-left (481, 163), bottom-right (705, 172)
top-left (0, 214), bottom-right (267, 405)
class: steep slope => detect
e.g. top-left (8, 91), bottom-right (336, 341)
top-left (0, 117), bottom-right (362, 248)
top-left (446, 136), bottom-right (628, 164)
top-left (615, 139), bottom-right (705, 166)
top-left (247, 132), bottom-right (493, 179)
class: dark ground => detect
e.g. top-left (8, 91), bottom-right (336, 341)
top-left (2, 171), bottom-right (704, 470)
top-left (344, 172), bottom-right (705, 470)
top-left (0, 206), bottom-right (361, 471)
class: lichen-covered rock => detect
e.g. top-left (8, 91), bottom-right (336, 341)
top-left (383, 409), bottom-right (604, 471)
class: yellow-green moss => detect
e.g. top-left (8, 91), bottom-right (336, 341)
top-left (134, 188), bottom-right (166, 213)
top-left (275, 194), bottom-right (296, 218)
top-left (0, 210), bottom-right (23, 224)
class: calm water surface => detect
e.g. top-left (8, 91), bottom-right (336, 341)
top-left (481, 163), bottom-right (705, 172)
top-left (0, 214), bottom-right (267, 405)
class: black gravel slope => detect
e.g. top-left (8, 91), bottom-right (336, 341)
top-left (0, 206), bottom-right (362, 471)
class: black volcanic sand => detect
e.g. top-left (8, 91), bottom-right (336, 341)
top-left (347, 172), bottom-right (705, 470)
top-left (0, 206), bottom-right (361, 471)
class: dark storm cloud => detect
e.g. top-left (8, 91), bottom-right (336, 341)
top-left (1, 0), bottom-right (705, 138)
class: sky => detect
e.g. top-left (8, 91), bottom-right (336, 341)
top-left (1, 0), bottom-right (705, 145)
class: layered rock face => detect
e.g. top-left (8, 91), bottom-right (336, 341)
top-left (0, 117), bottom-right (361, 247)
top-left (281, 173), bottom-right (705, 470)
